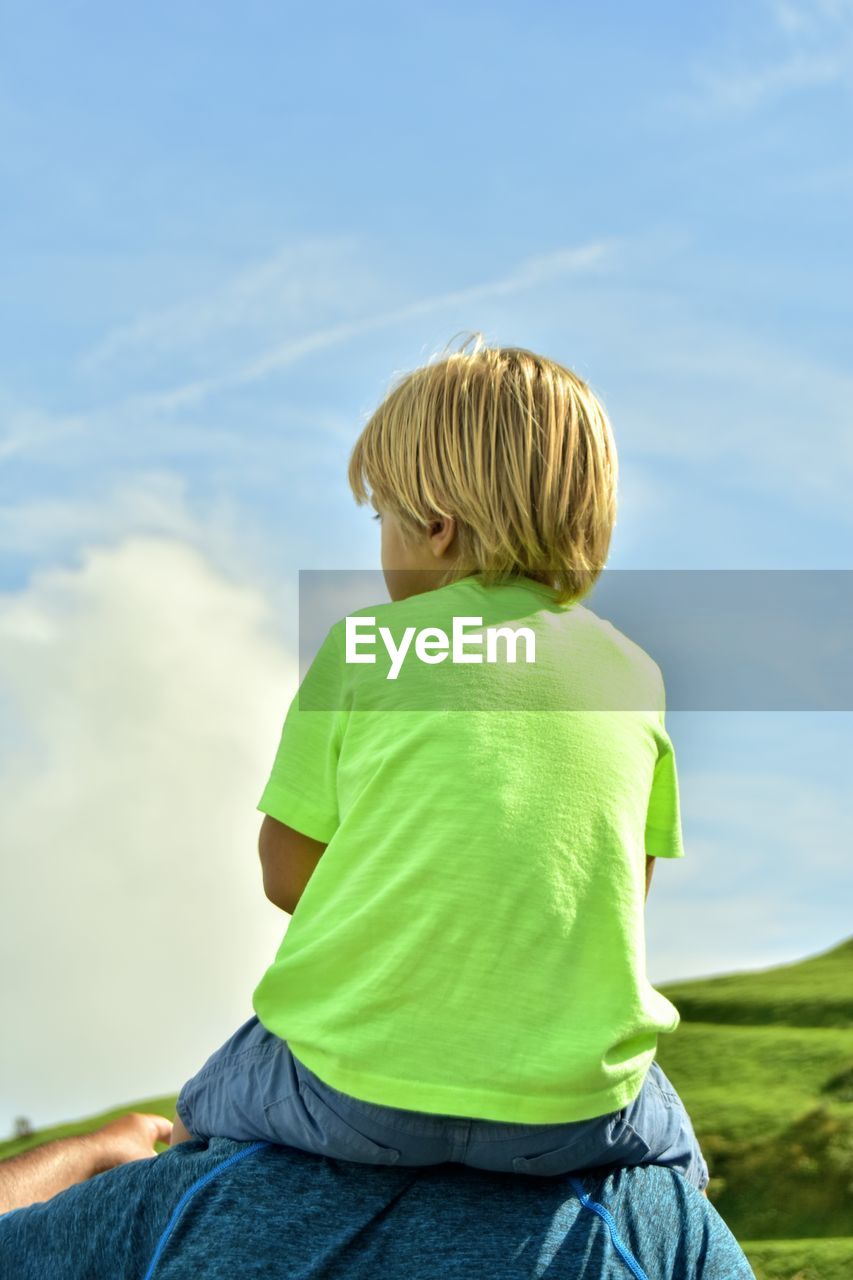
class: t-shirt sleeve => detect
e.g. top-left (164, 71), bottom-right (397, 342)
top-left (256, 624), bottom-right (347, 844)
top-left (644, 673), bottom-right (685, 860)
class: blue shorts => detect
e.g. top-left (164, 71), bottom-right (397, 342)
top-left (176, 1015), bottom-right (709, 1190)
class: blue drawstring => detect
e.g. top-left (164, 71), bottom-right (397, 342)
top-left (142, 1142), bottom-right (269, 1279)
top-left (569, 1178), bottom-right (649, 1280)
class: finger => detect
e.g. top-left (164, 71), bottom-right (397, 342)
top-left (144, 1115), bottom-right (174, 1145)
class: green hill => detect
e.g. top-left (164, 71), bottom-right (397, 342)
top-left (660, 938), bottom-right (853, 1029)
top-left (3, 938), bottom-right (852, 1279)
top-left (655, 936), bottom-right (853, 1277)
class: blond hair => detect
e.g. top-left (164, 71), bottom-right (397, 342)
top-left (348, 333), bottom-right (618, 603)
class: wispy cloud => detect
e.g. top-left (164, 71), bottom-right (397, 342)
top-left (127, 241), bottom-right (617, 413)
top-left (683, 0), bottom-right (853, 113)
top-left (20, 240), bottom-right (616, 442)
top-left (581, 292), bottom-right (853, 519)
top-left (5, 235), bottom-right (853, 528)
top-left (0, 405), bottom-right (89, 467)
top-left (78, 235), bottom-right (379, 378)
top-left (769, 0), bottom-right (853, 37)
top-left (695, 49), bottom-right (845, 111)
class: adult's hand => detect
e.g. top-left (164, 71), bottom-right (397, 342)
top-left (85, 1112), bottom-right (174, 1175)
top-left (0, 1112), bottom-right (173, 1215)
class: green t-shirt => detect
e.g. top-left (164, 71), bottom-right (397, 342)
top-left (254, 575), bottom-right (684, 1124)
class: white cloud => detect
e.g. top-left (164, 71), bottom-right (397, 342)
top-left (0, 537), bottom-right (297, 1133)
top-left (0, 470), bottom-right (299, 631)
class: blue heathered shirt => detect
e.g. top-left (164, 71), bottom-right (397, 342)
top-left (0, 1139), bottom-right (754, 1279)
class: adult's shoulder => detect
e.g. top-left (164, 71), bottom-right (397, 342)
top-left (587, 1165), bottom-right (755, 1279)
top-left (0, 1136), bottom-right (227, 1279)
top-left (0, 1142), bottom-right (754, 1279)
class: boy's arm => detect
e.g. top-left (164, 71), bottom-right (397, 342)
top-left (645, 855), bottom-right (655, 900)
top-left (258, 814), bottom-right (327, 914)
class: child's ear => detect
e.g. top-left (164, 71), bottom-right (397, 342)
top-left (427, 515), bottom-right (457, 559)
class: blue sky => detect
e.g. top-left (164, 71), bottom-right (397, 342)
top-left (1, 0), bottom-right (851, 1129)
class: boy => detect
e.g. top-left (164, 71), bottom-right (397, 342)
top-left (171, 336), bottom-right (708, 1190)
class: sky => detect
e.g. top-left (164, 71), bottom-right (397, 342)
top-left (1, 0), bottom-right (851, 1133)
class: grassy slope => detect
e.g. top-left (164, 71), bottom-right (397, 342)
top-left (3, 940), bottom-right (851, 1277)
top-left (660, 938), bottom-right (853, 1029)
top-left (656, 937), bottom-right (853, 1273)
top-left (744, 1239), bottom-right (853, 1280)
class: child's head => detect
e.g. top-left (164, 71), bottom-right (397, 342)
top-left (348, 333), bottom-right (618, 603)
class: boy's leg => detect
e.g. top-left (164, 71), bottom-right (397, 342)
top-left (617, 1061), bottom-right (709, 1191)
top-left (169, 1012), bottom-right (395, 1162)
top-left (169, 1114), bottom-right (194, 1146)
top-left (173, 1013), bottom-right (288, 1145)
top-left (171, 1016), bottom-right (412, 1165)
